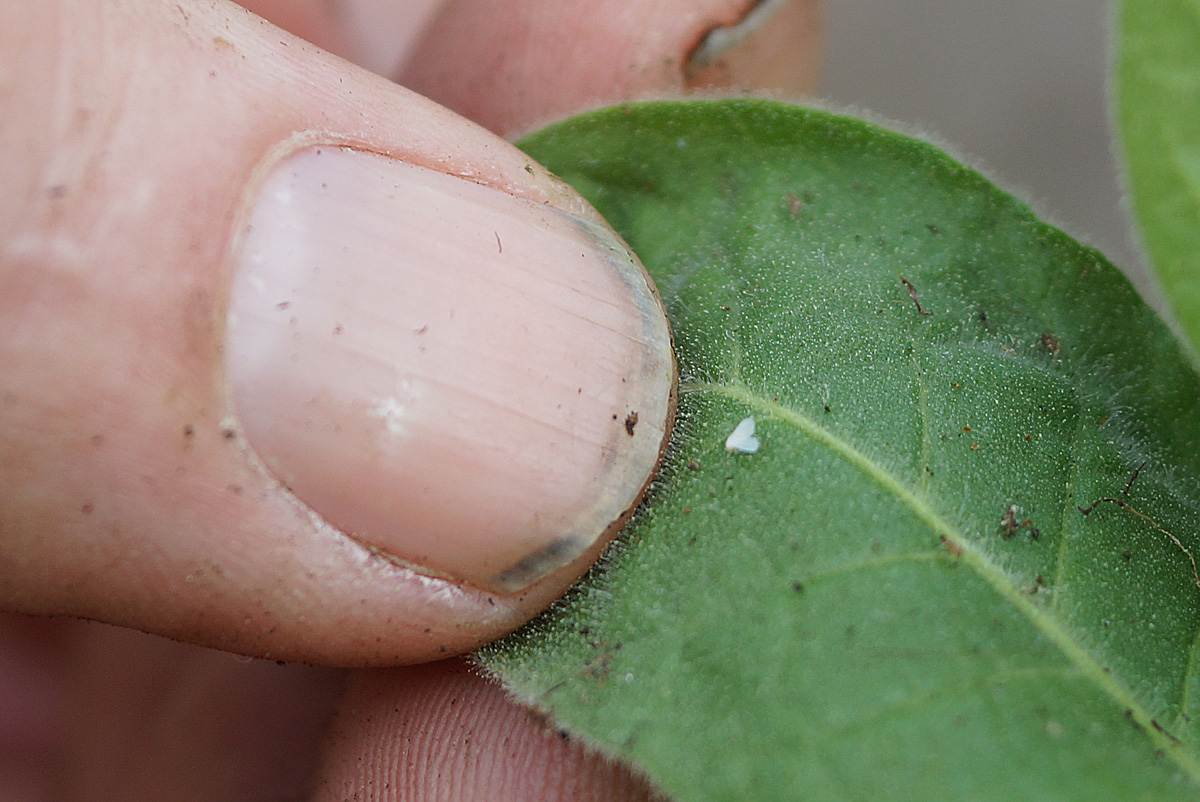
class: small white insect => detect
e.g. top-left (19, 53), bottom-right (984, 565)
top-left (725, 417), bottom-right (760, 454)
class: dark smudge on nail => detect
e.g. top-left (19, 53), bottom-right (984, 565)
top-left (492, 536), bottom-right (584, 593)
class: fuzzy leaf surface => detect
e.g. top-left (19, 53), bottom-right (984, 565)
top-left (1117, 0), bottom-right (1200, 358)
top-left (483, 100), bottom-right (1200, 801)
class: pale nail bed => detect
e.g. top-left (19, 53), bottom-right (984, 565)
top-left (226, 146), bottom-right (674, 593)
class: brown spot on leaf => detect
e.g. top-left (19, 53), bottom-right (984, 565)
top-left (787, 191), bottom-right (803, 217)
top-left (1039, 333), bottom-right (1061, 357)
top-left (900, 276), bottom-right (933, 316)
top-left (940, 535), bottom-right (963, 558)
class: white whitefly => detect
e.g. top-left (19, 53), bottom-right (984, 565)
top-left (725, 416), bottom-right (760, 454)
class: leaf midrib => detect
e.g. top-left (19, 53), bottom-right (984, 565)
top-left (685, 379), bottom-right (1200, 782)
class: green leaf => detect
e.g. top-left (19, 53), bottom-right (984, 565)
top-left (483, 100), bottom-right (1200, 800)
top-left (1116, 0), bottom-right (1200, 359)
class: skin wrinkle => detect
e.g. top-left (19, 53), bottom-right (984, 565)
top-left (38, 6), bottom-right (141, 256)
top-left (313, 661), bottom-right (663, 801)
top-left (683, 0), bottom-right (761, 67)
top-left (401, 0), bottom-right (817, 136)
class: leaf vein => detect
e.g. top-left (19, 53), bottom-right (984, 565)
top-left (1177, 614), bottom-right (1200, 730)
top-left (1050, 408), bottom-right (1088, 611)
top-left (686, 379), bottom-right (1200, 780)
top-left (798, 550), bottom-right (946, 587)
top-left (826, 666), bottom-right (1087, 738)
top-left (911, 344), bottom-right (934, 493)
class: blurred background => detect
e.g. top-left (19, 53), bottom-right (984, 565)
top-left (819, 0), bottom-right (1149, 293)
top-left (376, 1), bottom-right (1149, 298)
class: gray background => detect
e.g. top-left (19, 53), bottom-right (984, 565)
top-left (819, 0), bottom-right (1149, 292)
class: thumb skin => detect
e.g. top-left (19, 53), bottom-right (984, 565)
top-left (400, 0), bottom-right (823, 137)
top-left (0, 0), bottom-right (675, 664)
top-left (311, 659), bottom-right (661, 802)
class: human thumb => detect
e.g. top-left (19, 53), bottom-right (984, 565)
top-left (0, 0), bottom-right (674, 664)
